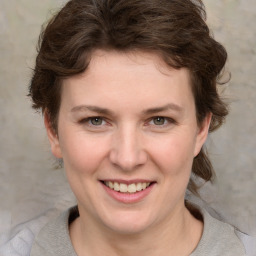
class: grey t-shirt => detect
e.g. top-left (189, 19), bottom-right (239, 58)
top-left (30, 205), bottom-right (246, 256)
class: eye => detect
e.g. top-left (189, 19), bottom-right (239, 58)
top-left (79, 116), bottom-right (107, 127)
top-left (152, 117), bottom-right (166, 125)
top-left (146, 116), bottom-right (176, 129)
top-left (90, 117), bottom-right (104, 126)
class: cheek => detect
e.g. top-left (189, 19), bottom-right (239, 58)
top-left (59, 133), bottom-right (108, 176)
top-left (148, 134), bottom-right (196, 175)
top-left (147, 135), bottom-right (196, 213)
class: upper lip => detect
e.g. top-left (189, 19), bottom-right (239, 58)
top-left (100, 179), bottom-right (155, 185)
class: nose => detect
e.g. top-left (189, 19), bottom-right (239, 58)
top-left (109, 125), bottom-right (148, 171)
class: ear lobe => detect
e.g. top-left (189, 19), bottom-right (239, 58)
top-left (194, 113), bottom-right (212, 157)
top-left (44, 112), bottom-right (62, 159)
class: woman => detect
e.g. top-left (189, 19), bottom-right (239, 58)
top-left (1, 0), bottom-right (249, 255)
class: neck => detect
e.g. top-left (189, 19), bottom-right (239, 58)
top-left (69, 203), bottom-right (203, 256)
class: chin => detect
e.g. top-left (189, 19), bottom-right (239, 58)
top-left (100, 209), bottom-right (155, 235)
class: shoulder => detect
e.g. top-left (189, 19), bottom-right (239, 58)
top-left (235, 230), bottom-right (256, 256)
top-left (191, 208), bottom-right (248, 256)
top-left (30, 206), bottom-right (78, 256)
top-left (0, 226), bottom-right (35, 256)
top-left (0, 209), bottom-right (57, 256)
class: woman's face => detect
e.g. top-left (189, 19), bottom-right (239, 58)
top-left (46, 50), bottom-right (210, 234)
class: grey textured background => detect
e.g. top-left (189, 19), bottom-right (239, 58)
top-left (0, 0), bottom-right (255, 236)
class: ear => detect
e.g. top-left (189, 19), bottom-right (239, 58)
top-left (194, 113), bottom-right (212, 157)
top-left (44, 111), bottom-right (62, 159)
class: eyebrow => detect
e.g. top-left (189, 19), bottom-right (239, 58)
top-left (71, 103), bottom-right (183, 116)
top-left (142, 103), bottom-right (183, 115)
top-left (71, 105), bottom-right (114, 115)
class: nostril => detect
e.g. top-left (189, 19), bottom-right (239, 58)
top-left (109, 148), bottom-right (148, 171)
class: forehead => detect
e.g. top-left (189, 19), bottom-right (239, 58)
top-left (61, 50), bottom-right (194, 114)
top-left (88, 49), bottom-right (190, 81)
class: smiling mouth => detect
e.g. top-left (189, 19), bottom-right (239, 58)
top-left (102, 181), bottom-right (153, 193)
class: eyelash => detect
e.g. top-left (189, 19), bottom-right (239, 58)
top-left (147, 116), bottom-right (176, 127)
top-left (79, 116), bottom-right (107, 127)
top-left (79, 116), bottom-right (176, 128)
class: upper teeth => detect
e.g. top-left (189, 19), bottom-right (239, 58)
top-left (104, 181), bottom-right (150, 193)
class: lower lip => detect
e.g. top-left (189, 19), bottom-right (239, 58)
top-left (101, 182), bottom-right (155, 204)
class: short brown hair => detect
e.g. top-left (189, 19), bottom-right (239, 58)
top-left (29, 0), bottom-right (229, 195)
